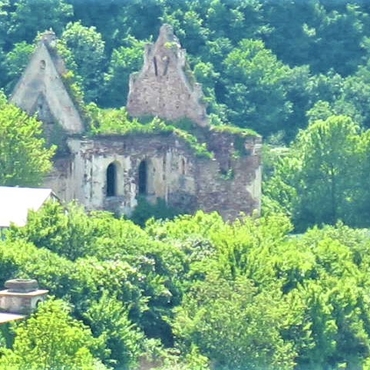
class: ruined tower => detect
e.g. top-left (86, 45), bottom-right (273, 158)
top-left (127, 24), bottom-right (209, 127)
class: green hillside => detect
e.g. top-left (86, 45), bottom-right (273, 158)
top-left (2, 1), bottom-right (370, 368)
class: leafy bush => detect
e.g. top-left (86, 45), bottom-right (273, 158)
top-left (130, 196), bottom-right (184, 228)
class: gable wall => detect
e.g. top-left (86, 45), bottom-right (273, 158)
top-left (127, 25), bottom-right (208, 127)
top-left (10, 43), bottom-right (83, 134)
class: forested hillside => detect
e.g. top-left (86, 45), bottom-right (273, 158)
top-left (3, 1), bottom-right (370, 369)
top-left (2, 0), bottom-right (370, 229)
top-left (1, 0), bottom-right (370, 140)
top-left (3, 204), bottom-right (370, 370)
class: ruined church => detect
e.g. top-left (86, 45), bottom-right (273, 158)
top-left (10, 25), bottom-right (262, 220)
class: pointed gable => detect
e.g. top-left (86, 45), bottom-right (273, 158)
top-left (127, 24), bottom-right (209, 127)
top-left (9, 31), bottom-right (84, 134)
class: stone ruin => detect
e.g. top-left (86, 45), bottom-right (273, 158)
top-left (9, 24), bottom-right (262, 221)
top-left (127, 24), bottom-right (209, 127)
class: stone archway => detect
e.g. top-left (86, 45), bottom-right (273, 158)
top-left (138, 160), bottom-right (148, 195)
top-left (106, 162), bottom-right (117, 197)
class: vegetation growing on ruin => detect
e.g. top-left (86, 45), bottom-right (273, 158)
top-left (210, 124), bottom-right (258, 138)
top-left (4, 1), bottom-right (370, 368)
top-left (86, 104), bottom-right (258, 160)
top-left (0, 92), bottom-right (55, 187)
top-left (86, 104), bottom-right (214, 158)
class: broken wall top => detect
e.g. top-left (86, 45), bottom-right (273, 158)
top-left (10, 31), bottom-right (84, 135)
top-left (127, 24), bottom-right (209, 127)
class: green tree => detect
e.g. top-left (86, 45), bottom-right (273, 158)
top-left (0, 92), bottom-right (55, 187)
top-left (309, 3), bottom-right (367, 76)
top-left (162, 6), bottom-right (209, 56)
top-left (173, 273), bottom-right (296, 370)
top-left (204, 0), bottom-right (267, 43)
top-left (101, 37), bottom-right (145, 108)
top-left (262, 0), bottom-right (314, 67)
top-left (84, 292), bottom-right (144, 369)
top-left (264, 1), bottom-right (367, 77)
top-left (7, 0), bottom-right (73, 44)
top-left (2, 41), bottom-right (34, 93)
top-left (222, 39), bottom-right (292, 136)
top-left (0, 299), bottom-right (106, 370)
top-left (61, 21), bottom-right (105, 103)
top-left (265, 115), bottom-right (363, 230)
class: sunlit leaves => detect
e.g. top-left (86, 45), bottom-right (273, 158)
top-left (265, 115), bottom-right (367, 230)
top-left (0, 299), bottom-right (104, 370)
top-left (0, 92), bottom-right (55, 187)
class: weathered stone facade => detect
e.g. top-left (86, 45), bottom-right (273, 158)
top-left (10, 25), bottom-right (262, 221)
top-left (10, 31), bottom-right (84, 135)
top-left (127, 25), bottom-right (208, 127)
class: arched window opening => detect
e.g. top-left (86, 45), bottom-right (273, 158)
top-left (106, 163), bottom-right (117, 197)
top-left (181, 158), bottom-right (186, 175)
top-left (153, 57), bottom-right (158, 76)
top-left (138, 160), bottom-right (147, 195)
top-left (163, 56), bottom-right (170, 76)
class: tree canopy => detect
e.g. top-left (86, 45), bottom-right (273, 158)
top-left (2, 1), bottom-right (370, 368)
top-left (0, 92), bottom-right (55, 187)
top-left (1, 205), bottom-right (370, 368)
top-left (2, 0), bottom-right (370, 140)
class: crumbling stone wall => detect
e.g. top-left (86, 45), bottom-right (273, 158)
top-left (195, 132), bottom-right (262, 220)
top-left (43, 156), bottom-right (75, 202)
top-left (11, 28), bottom-right (262, 221)
top-left (127, 24), bottom-right (208, 127)
top-left (10, 31), bottom-right (84, 135)
top-left (67, 134), bottom-right (198, 215)
top-left (62, 132), bottom-right (261, 219)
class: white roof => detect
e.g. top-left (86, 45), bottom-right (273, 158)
top-left (0, 186), bottom-right (56, 228)
top-left (0, 312), bottom-right (26, 323)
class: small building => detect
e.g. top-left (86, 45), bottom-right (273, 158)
top-left (0, 186), bottom-right (58, 231)
top-left (0, 279), bottom-right (48, 324)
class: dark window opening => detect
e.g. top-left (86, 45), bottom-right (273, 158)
top-left (106, 163), bottom-right (117, 196)
top-left (40, 60), bottom-right (46, 70)
top-left (220, 158), bottom-right (234, 179)
top-left (138, 160), bottom-right (147, 195)
top-left (181, 158), bottom-right (186, 175)
top-left (153, 57), bottom-right (158, 76)
top-left (163, 57), bottom-right (170, 76)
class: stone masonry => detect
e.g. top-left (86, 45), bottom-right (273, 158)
top-left (10, 25), bottom-right (262, 221)
top-left (0, 279), bottom-right (48, 315)
top-left (127, 24), bottom-right (209, 127)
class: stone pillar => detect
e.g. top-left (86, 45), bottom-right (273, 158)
top-left (0, 279), bottom-right (48, 315)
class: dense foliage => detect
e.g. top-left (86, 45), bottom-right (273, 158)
top-left (3, 1), bottom-right (370, 368)
top-left (2, 204), bottom-right (370, 369)
top-left (1, 0), bottom-right (370, 140)
top-left (264, 115), bottom-right (370, 231)
top-left (2, 0), bottom-right (370, 228)
top-left (2, 0), bottom-right (370, 229)
top-left (0, 92), bottom-right (55, 187)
